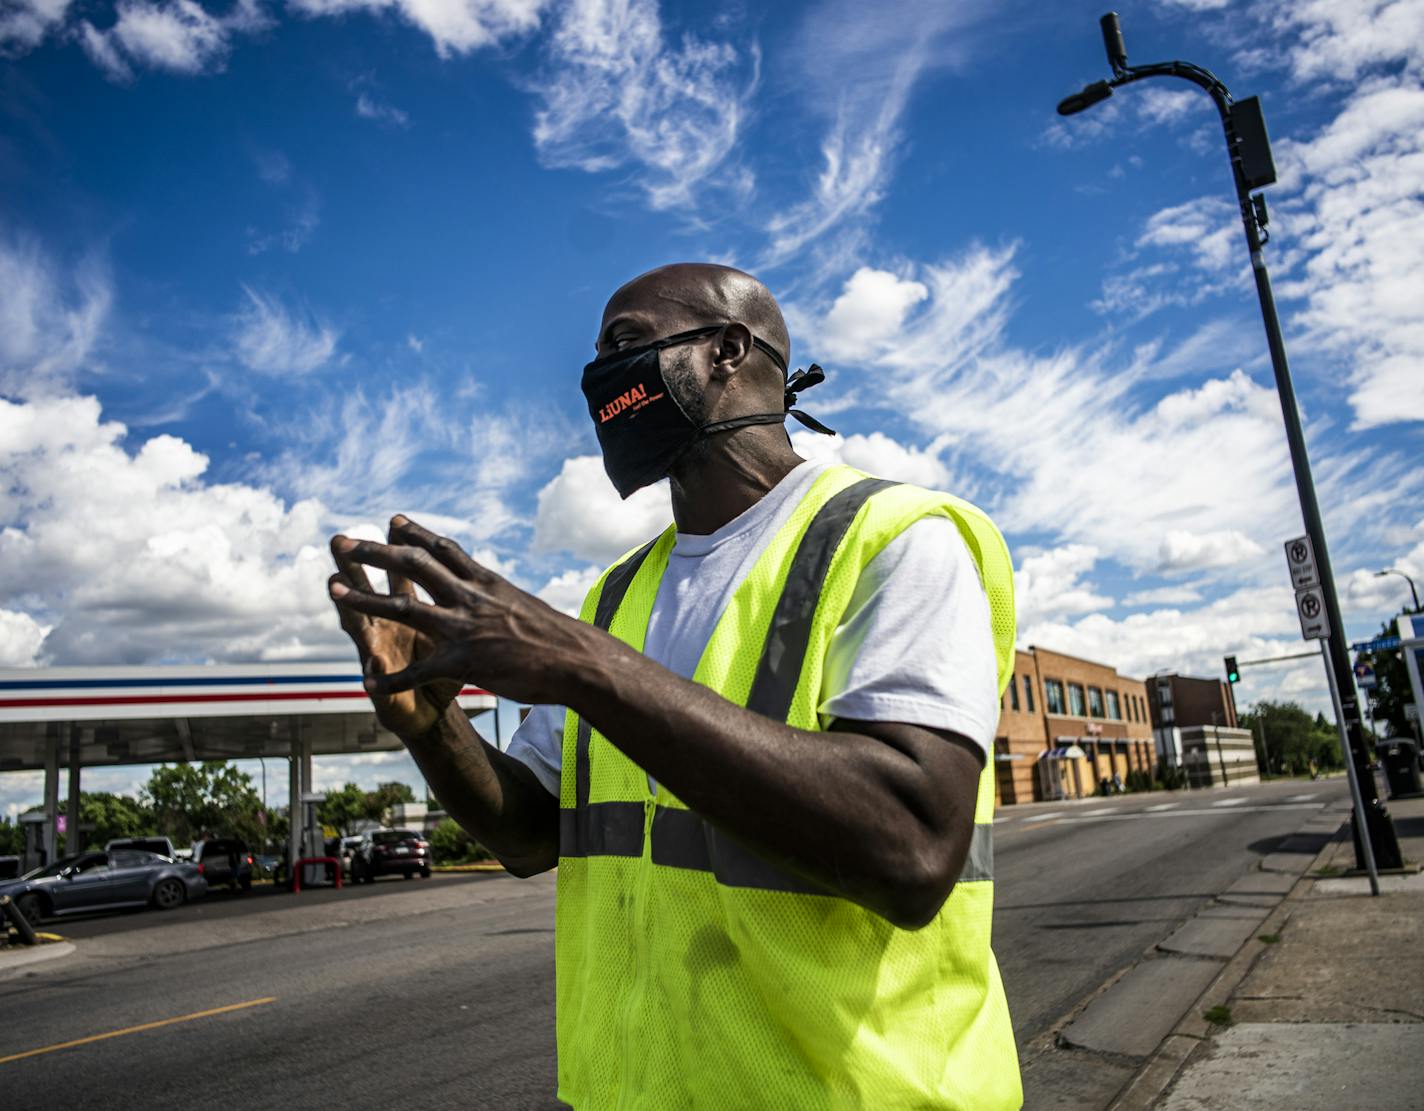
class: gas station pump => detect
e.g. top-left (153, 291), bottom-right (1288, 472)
top-left (298, 792), bottom-right (331, 887)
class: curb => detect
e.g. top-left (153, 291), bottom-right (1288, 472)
top-left (0, 940), bottom-right (76, 980)
top-left (1105, 811), bottom-right (1349, 1110)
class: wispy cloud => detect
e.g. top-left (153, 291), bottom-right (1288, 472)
top-left (0, 233), bottom-right (110, 397)
top-left (530, 0), bottom-right (759, 211)
top-left (759, 0), bottom-right (991, 267)
top-left (354, 90), bottom-right (409, 127)
top-left (232, 286), bottom-right (339, 375)
top-left (0, 0), bottom-right (72, 55)
top-left (78, 0), bottom-right (269, 82)
top-left (289, 0), bottom-right (549, 58)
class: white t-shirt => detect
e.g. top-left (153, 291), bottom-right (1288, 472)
top-left (506, 460), bottom-right (1000, 798)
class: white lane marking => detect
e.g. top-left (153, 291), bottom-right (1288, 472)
top-left (1145, 803), bottom-right (1179, 811)
top-left (1081, 808), bottom-right (1117, 817)
top-left (1021, 812), bottom-right (1063, 823)
top-left (1287, 793), bottom-right (1318, 802)
top-left (993, 817), bottom-right (1014, 824)
top-left (1056, 803), bottom-right (1324, 824)
top-left (1212, 798), bottom-right (1249, 807)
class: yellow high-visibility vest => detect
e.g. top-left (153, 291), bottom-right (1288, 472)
top-left (555, 465), bottom-right (1021, 1109)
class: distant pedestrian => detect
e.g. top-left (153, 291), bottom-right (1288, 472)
top-left (328, 264), bottom-right (1022, 1109)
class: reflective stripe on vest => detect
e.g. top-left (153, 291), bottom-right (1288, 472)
top-left (559, 476), bottom-right (993, 887)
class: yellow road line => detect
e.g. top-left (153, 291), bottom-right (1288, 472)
top-left (0, 997), bottom-right (277, 1066)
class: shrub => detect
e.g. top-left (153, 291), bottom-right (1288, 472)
top-left (430, 818), bottom-right (492, 864)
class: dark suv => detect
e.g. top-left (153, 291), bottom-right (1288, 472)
top-left (190, 838), bottom-right (254, 891)
top-left (351, 829), bottom-right (431, 883)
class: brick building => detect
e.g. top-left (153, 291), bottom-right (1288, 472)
top-left (1146, 672), bottom-right (1258, 786)
top-left (992, 647), bottom-right (1156, 805)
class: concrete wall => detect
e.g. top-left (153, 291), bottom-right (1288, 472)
top-left (1180, 726), bottom-right (1260, 788)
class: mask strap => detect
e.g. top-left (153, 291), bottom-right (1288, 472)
top-left (784, 363), bottom-right (836, 436)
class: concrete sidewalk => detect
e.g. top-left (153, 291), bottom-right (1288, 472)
top-left (1150, 792), bottom-right (1424, 1110)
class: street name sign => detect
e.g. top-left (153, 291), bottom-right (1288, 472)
top-left (1295, 584), bottom-right (1329, 640)
top-left (1284, 535), bottom-right (1320, 590)
top-left (1351, 636), bottom-right (1401, 653)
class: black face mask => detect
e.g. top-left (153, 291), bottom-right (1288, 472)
top-left (581, 324), bottom-right (836, 498)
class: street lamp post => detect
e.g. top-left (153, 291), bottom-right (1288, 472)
top-left (1057, 12), bottom-right (1403, 876)
top-left (1375, 569), bottom-right (1421, 613)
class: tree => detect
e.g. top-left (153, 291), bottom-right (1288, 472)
top-left (0, 816), bottom-right (22, 857)
top-left (429, 817), bottom-right (490, 864)
top-left (1240, 700), bottom-right (1343, 776)
top-left (141, 762), bottom-right (265, 847)
top-left (1358, 612), bottom-right (1418, 741)
top-left (77, 791), bottom-right (153, 851)
top-left (318, 783), bottom-right (370, 838)
top-left (366, 781), bottom-right (416, 823)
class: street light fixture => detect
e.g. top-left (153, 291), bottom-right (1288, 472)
top-left (1056, 12), bottom-right (1403, 876)
top-left (1375, 569), bottom-right (1421, 613)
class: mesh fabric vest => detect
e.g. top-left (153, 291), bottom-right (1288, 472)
top-left (555, 465), bottom-right (1021, 1110)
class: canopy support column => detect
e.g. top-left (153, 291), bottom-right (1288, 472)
top-left (66, 723), bottom-right (82, 854)
top-left (43, 725), bottom-right (60, 866)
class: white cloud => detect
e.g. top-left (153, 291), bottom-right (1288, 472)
top-left (78, 0), bottom-right (267, 81)
top-left (290, 0), bottom-right (547, 57)
top-left (233, 286), bottom-right (339, 375)
top-left (790, 429), bottom-right (954, 491)
top-left (1135, 87), bottom-right (1200, 125)
top-left (1157, 528), bottom-right (1265, 573)
top-left (1122, 585), bottom-right (1204, 607)
top-left (536, 565), bottom-right (602, 617)
top-left (818, 268), bottom-right (928, 362)
top-left (1135, 196), bottom-right (1240, 275)
top-left (532, 454), bottom-right (670, 565)
top-left (1273, 81), bottom-right (1424, 429)
top-left (0, 234), bottom-right (110, 397)
top-left (355, 91), bottom-right (409, 127)
top-left (0, 0), bottom-right (71, 53)
top-left (1259, 0), bottom-right (1424, 86)
top-left (0, 607), bottom-right (47, 666)
top-left (530, 0), bottom-right (757, 211)
top-left (0, 393), bottom-right (359, 665)
top-left (1014, 544), bottom-right (1113, 627)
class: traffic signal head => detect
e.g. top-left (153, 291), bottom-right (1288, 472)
top-left (1225, 655), bottom-right (1240, 684)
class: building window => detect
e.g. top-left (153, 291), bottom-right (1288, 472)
top-left (1069, 683), bottom-right (1086, 717)
top-left (1106, 690), bottom-right (1121, 720)
top-left (1009, 678), bottom-right (1020, 712)
top-left (1045, 679), bottom-right (1066, 715)
top-left (1024, 676), bottom-right (1035, 713)
top-left (1088, 686), bottom-right (1105, 718)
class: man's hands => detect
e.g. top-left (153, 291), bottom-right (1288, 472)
top-left (328, 515), bottom-right (591, 711)
top-left (328, 522), bottom-right (465, 738)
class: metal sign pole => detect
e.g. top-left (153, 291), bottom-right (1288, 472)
top-left (1323, 639), bottom-right (1380, 895)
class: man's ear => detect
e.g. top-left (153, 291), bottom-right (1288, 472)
top-left (710, 322), bottom-right (753, 381)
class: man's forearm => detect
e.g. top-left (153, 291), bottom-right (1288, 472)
top-left (402, 703), bottom-right (559, 876)
top-left (560, 626), bottom-right (979, 927)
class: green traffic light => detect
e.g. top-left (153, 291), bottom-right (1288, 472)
top-left (1225, 655), bottom-right (1240, 684)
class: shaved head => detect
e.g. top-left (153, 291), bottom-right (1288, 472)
top-left (598, 263), bottom-right (791, 374)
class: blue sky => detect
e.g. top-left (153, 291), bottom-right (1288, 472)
top-left (2, 0), bottom-right (1421, 811)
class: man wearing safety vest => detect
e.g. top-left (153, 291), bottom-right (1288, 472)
top-left (328, 263), bottom-right (1022, 1109)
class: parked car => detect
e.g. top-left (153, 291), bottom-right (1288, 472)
top-left (189, 838), bottom-right (254, 892)
top-left (0, 849), bottom-right (207, 925)
top-left (106, 836), bottom-right (179, 859)
top-left (350, 829), bottom-right (431, 883)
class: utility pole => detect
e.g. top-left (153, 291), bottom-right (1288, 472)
top-left (1056, 12), bottom-right (1403, 877)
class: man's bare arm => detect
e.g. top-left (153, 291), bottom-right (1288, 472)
top-left (332, 518), bottom-right (984, 929)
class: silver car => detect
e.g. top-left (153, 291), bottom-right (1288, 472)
top-left (0, 849), bottom-right (208, 925)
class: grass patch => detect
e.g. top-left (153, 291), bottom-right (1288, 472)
top-left (1312, 864), bottom-right (1346, 877)
top-left (433, 862), bottom-right (505, 873)
top-left (1203, 1005), bottom-right (1233, 1027)
top-left (1258, 933), bottom-right (1281, 944)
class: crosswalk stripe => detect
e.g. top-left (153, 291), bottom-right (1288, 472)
top-left (1287, 793), bottom-right (1318, 802)
top-left (1021, 812), bottom-right (1062, 823)
top-left (1212, 798), bottom-right (1249, 806)
top-left (1081, 808), bottom-right (1116, 817)
top-left (1145, 803), bottom-right (1178, 811)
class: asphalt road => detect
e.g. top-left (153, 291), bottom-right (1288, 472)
top-left (1, 776), bottom-right (1350, 1109)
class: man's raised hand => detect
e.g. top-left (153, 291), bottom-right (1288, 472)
top-left (328, 519), bottom-right (463, 739)
top-left (328, 515), bottom-right (588, 708)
